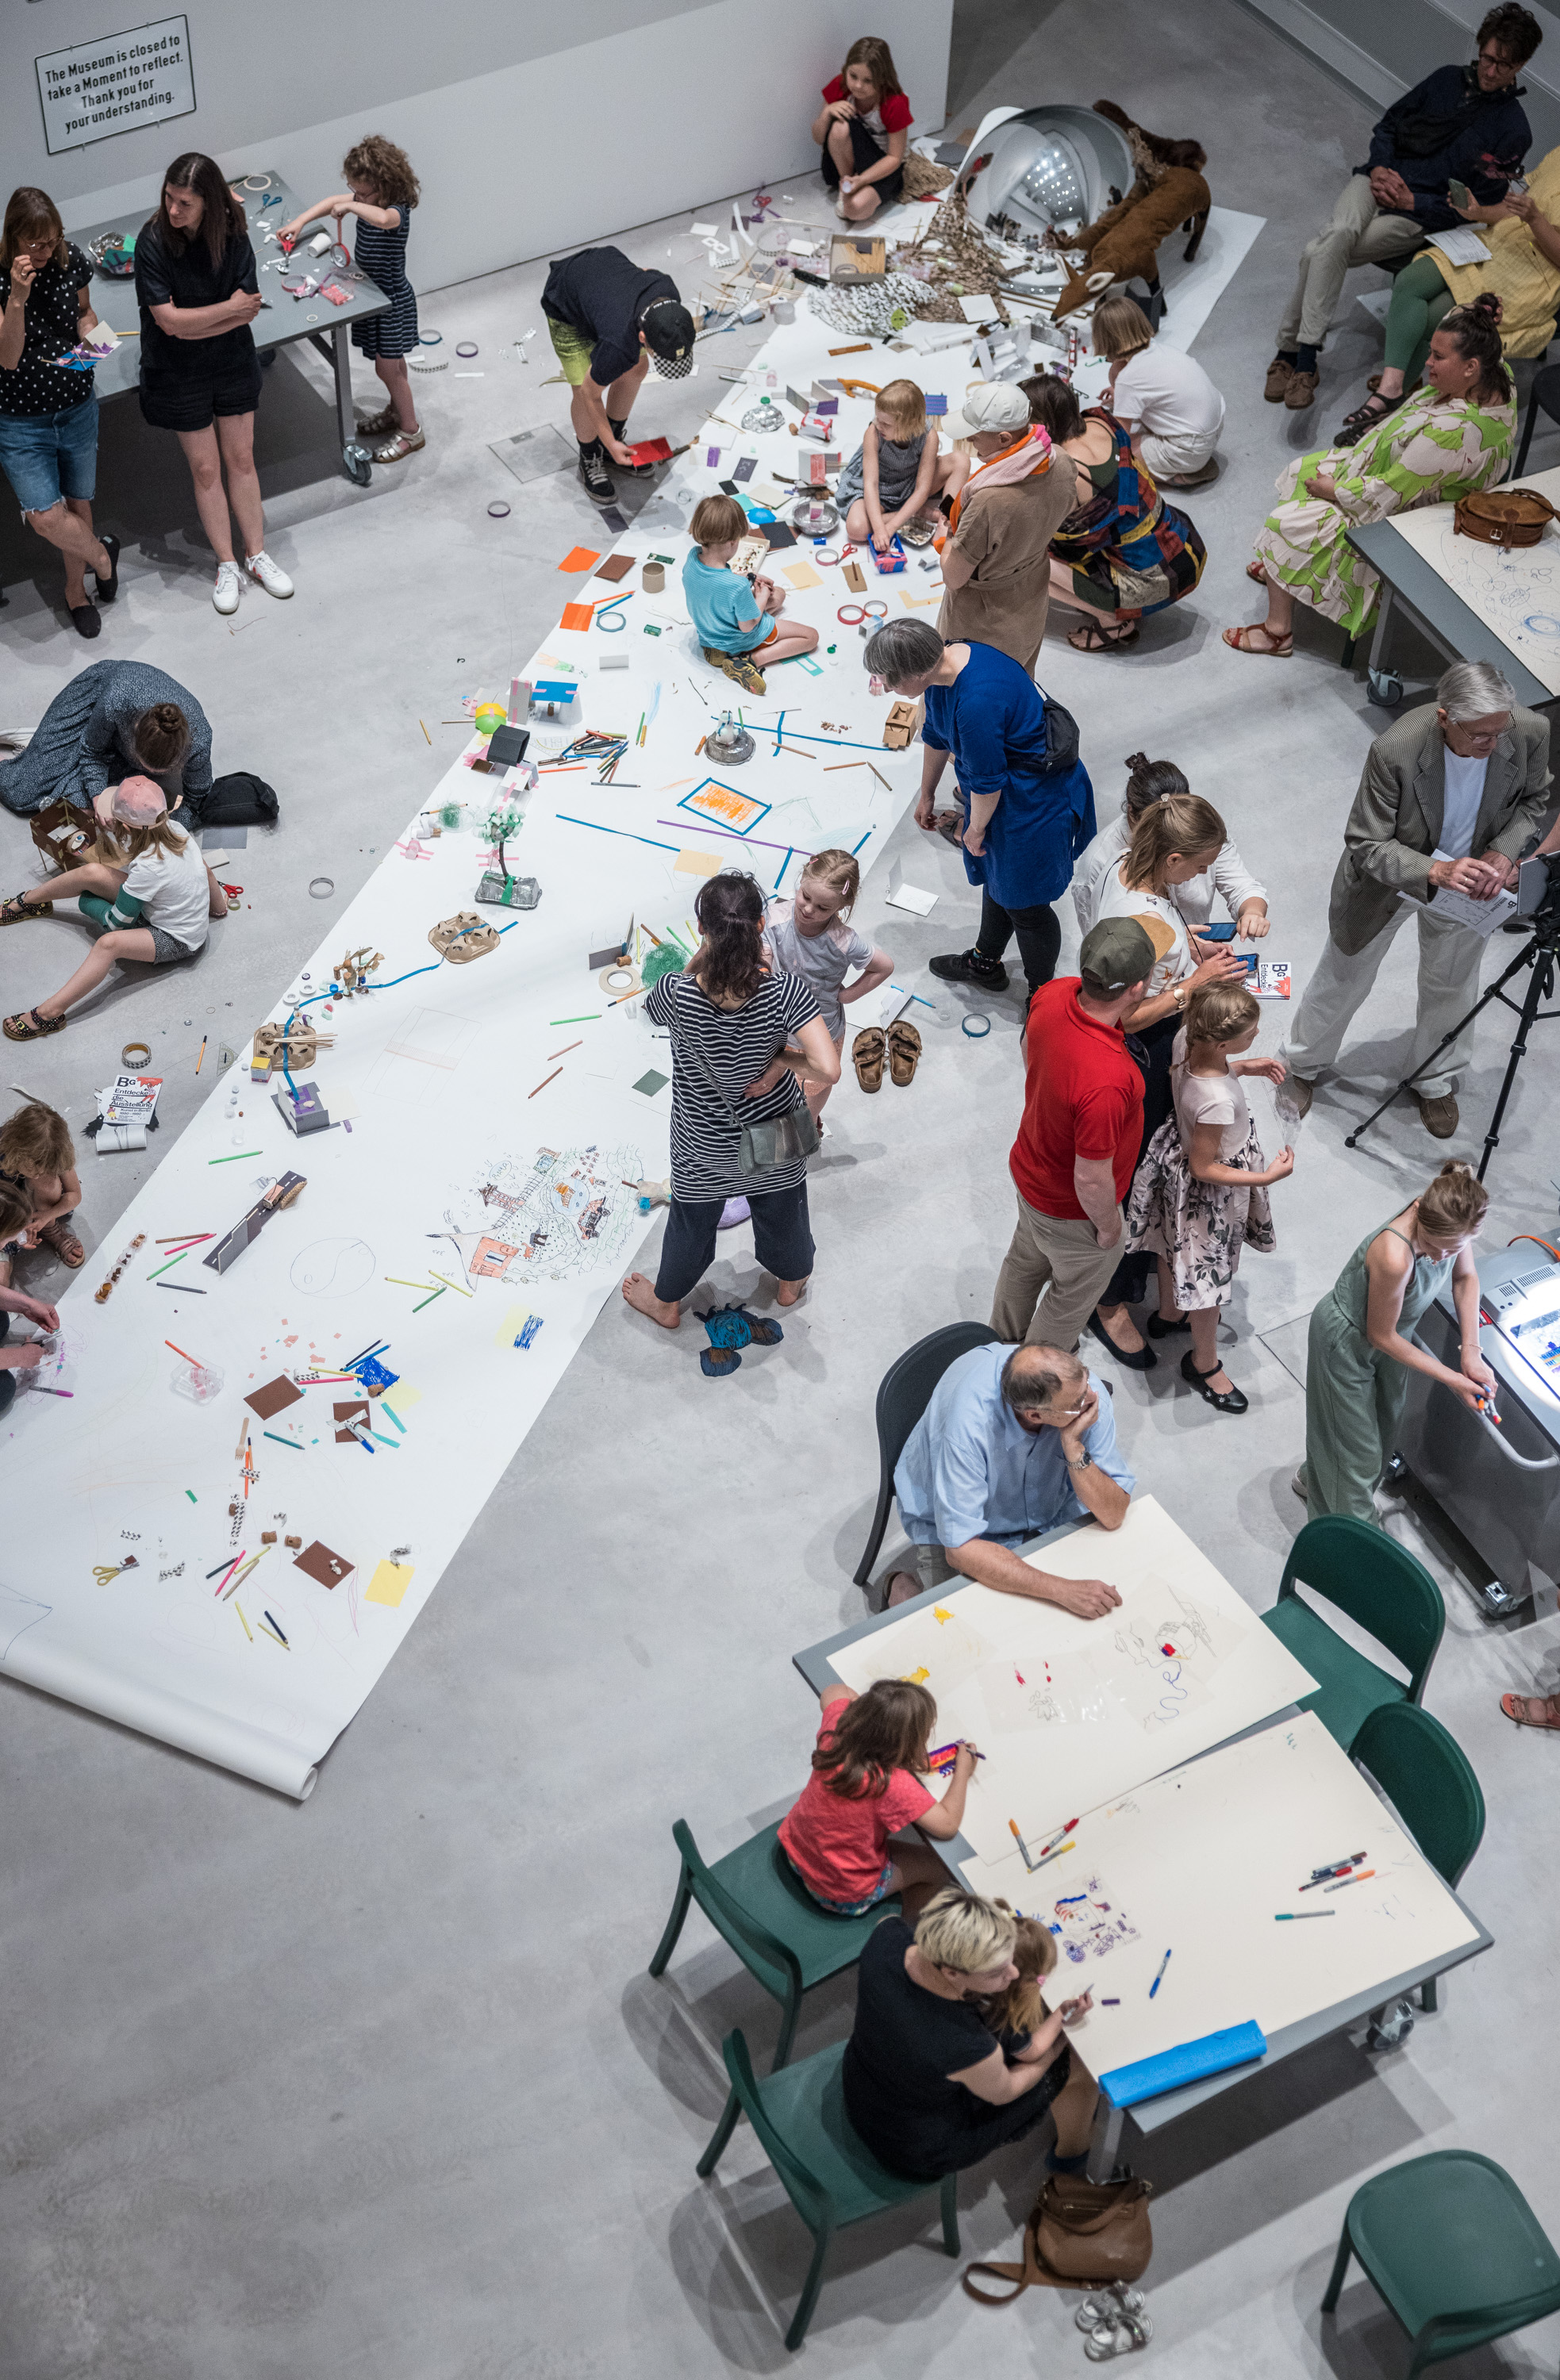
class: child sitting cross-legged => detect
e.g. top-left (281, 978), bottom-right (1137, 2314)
top-left (0, 1099), bottom-right (85, 1269)
top-left (778, 1676), bottom-right (979, 1919)
top-left (1, 777), bottom-right (229, 1041)
top-left (839, 377), bottom-right (970, 553)
top-left (682, 493), bottom-right (818, 697)
top-left (0, 1177), bottom-right (60, 1418)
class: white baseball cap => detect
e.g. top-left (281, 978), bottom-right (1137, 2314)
top-left (941, 380), bottom-right (1034, 441)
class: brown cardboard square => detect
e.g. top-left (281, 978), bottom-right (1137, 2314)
top-left (593, 553), bottom-right (634, 582)
top-left (245, 1376), bottom-right (303, 1421)
top-left (333, 1399), bottom-right (371, 1444)
top-left (294, 1539), bottom-right (355, 1590)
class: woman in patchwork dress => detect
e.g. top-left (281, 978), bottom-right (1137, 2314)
top-left (1227, 295), bottom-right (1513, 656)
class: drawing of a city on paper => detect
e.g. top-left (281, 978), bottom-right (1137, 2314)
top-left (1390, 466), bottom-right (1560, 698)
top-left (825, 1497), bottom-right (1316, 1871)
top-left (443, 1143), bottom-right (644, 1282)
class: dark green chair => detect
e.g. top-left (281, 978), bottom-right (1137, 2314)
top-left (1322, 2149), bottom-right (1560, 2377)
top-left (1262, 1515), bottom-right (1444, 1749)
top-left (648, 1818), bottom-right (900, 2158)
top-left (854, 1319), bottom-right (998, 1587)
top-left (1350, 1701), bottom-right (1485, 2014)
top-left (698, 2029), bottom-right (959, 2351)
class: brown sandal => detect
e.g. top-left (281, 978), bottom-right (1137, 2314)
top-left (1246, 559), bottom-right (1267, 585)
top-left (1067, 617), bottom-right (1139, 653)
top-left (852, 1027), bottom-right (886, 1092)
top-left (1222, 624), bottom-right (1293, 658)
top-left (3, 1008), bottom-right (65, 1041)
top-left (1500, 1692), bottom-right (1560, 1730)
top-left (38, 1216), bottom-right (86, 1268)
top-left (888, 1020), bottom-right (922, 1086)
top-left (0, 893), bottom-right (48, 925)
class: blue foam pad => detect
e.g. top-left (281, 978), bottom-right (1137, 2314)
top-left (1099, 2020), bottom-right (1267, 2109)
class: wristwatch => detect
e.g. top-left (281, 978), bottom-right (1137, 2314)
top-left (1066, 1449), bottom-right (1093, 1472)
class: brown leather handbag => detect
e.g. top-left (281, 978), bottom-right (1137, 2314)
top-left (1453, 487), bottom-right (1560, 548)
top-left (963, 2173), bottom-right (1154, 2302)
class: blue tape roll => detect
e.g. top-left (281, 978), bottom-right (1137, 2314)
top-left (1099, 2020), bottom-right (1267, 2109)
top-left (962, 1012), bottom-right (992, 1038)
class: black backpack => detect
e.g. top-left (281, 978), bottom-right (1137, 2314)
top-left (189, 771), bottom-right (279, 828)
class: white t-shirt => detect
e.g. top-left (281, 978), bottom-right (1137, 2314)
top-left (1435, 749), bottom-right (1488, 861)
top-left (122, 832), bottom-right (210, 950)
top-left (1093, 864), bottom-right (1193, 997)
top-left (1112, 347), bottom-right (1226, 447)
top-left (1071, 811), bottom-right (1266, 935)
top-left (1170, 1027), bottom-right (1251, 1161)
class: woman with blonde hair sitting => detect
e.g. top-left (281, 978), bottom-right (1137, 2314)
top-left (1090, 294), bottom-right (1227, 489)
top-left (843, 1886), bottom-right (1097, 2180)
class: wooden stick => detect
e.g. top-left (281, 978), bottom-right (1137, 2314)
top-left (824, 762), bottom-right (865, 771)
top-left (528, 1066), bottom-right (562, 1099)
top-left (548, 1039), bottom-right (583, 1060)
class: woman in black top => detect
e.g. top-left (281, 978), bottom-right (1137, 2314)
top-left (843, 1889), bottom-right (1092, 2181)
top-left (0, 186), bottom-right (120, 637)
top-left (136, 152), bottom-right (292, 616)
top-left (622, 871), bottom-right (840, 1332)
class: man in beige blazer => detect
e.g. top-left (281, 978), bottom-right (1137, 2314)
top-left (1284, 662), bottom-right (1557, 1137)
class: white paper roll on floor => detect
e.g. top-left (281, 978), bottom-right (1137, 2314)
top-left (96, 1125), bottom-right (146, 1154)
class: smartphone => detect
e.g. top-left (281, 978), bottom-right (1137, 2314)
top-left (1447, 177), bottom-right (1472, 209)
top-left (1201, 921), bottom-right (1238, 942)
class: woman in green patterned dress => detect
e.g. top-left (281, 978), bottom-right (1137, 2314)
top-left (1224, 296), bottom-right (1513, 657)
top-left (1299, 1161), bottom-right (1497, 1526)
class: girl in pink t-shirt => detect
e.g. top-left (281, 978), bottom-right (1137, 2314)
top-left (778, 1677), bottom-right (978, 1916)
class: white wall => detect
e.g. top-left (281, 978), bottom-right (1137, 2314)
top-left (8, 0), bottom-right (952, 293)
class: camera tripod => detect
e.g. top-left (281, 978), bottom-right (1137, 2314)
top-left (1345, 907), bottom-right (1560, 1180)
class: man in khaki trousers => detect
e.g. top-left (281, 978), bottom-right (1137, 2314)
top-left (990, 917), bottom-right (1155, 1352)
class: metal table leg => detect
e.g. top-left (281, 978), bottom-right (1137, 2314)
top-left (1086, 2095), bottom-right (1126, 2182)
top-left (321, 324), bottom-right (371, 486)
top-left (1366, 587), bottom-right (1404, 708)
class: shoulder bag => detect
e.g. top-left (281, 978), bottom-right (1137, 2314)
top-left (963, 2172), bottom-right (1153, 2303)
top-left (666, 985), bottom-right (820, 1182)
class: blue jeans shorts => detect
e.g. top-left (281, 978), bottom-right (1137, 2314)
top-left (0, 397), bottom-right (98, 517)
top-left (785, 1845), bottom-right (896, 1918)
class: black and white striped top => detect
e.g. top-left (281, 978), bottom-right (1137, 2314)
top-left (351, 205), bottom-right (418, 359)
top-left (647, 968), bottom-right (820, 1199)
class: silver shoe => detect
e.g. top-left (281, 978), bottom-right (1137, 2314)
top-left (1078, 2287), bottom-right (1146, 2331)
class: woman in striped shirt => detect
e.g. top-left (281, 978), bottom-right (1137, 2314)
top-left (623, 872), bottom-right (840, 1329)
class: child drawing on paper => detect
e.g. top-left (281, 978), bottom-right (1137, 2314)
top-left (1048, 1874), bottom-right (1140, 1966)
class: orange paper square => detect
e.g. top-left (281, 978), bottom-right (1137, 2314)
top-left (558, 547), bottom-right (601, 574)
top-left (559, 603), bottom-right (595, 631)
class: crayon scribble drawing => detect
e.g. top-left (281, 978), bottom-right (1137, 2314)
top-left (444, 1144), bottom-right (644, 1280)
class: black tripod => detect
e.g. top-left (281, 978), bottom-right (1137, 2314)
top-left (1345, 909), bottom-right (1560, 1179)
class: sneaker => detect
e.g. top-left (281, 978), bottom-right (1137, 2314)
top-left (355, 402), bottom-right (397, 436)
top-left (213, 562), bottom-right (243, 616)
top-left (244, 550), bottom-right (294, 599)
top-left (705, 644), bottom-right (767, 697)
top-left (928, 947), bottom-right (1008, 990)
top-left (1263, 356), bottom-right (1294, 403)
top-left (578, 447), bottom-right (617, 506)
top-left (1412, 1089), bottom-right (1459, 1138)
top-left (1284, 368), bottom-right (1320, 411)
top-left (1291, 1464), bottom-right (1309, 1502)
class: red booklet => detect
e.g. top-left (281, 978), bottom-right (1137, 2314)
top-left (625, 436), bottom-right (674, 465)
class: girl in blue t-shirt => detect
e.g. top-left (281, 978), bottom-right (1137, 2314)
top-left (682, 493), bottom-right (818, 697)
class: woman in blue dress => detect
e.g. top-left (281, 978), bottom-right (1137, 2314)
top-left (864, 617), bottom-right (1095, 1009)
top-left (280, 135), bottom-right (421, 461)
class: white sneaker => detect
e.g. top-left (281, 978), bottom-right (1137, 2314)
top-left (244, 550), bottom-right (294, 599)
top-left (213, 562), bottom-right (242, 616)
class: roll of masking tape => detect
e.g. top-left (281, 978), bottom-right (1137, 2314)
top-left (642, 562), bottom-right (665, 593)
top-left (121, 1040), bottom-right (152, 1069)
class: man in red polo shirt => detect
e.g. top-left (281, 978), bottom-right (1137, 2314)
top-left (991, 916), bottom-right (1156, 1351)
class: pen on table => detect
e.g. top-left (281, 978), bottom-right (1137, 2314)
top-left (1275, 1911), bottom-right (1336, 1920)
top-left (1036, 1841), bottom-right (1075, 1870)
top-left (1324, 1869), bottom-right (1376, 1893)
top-left (1101, 1998), bottom-right (1121, 2005)
top-left (1037, 1817), bottom-right (1080, 1860)
top-left (1009, 1820), bottom-right (1040, 1870)
top-left (1149, 1948), bottom-right (1171, 1998)
top-left (263, 1610), bottom-right (289, 1645)
top-left (1304, 1852), bottom-right (1366, 1884)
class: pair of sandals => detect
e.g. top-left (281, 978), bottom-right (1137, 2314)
top-left (697, 1301), bottom-right (784, 1378)
top-left (1078, 2285), bottom-right (1152, 2360)
top-left (852, 1021), bottom-right (920, 1091)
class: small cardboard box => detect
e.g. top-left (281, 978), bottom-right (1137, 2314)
top-left (830, 235), bottom-right (886, 284)
top-left (883, 701), bottom-right (918, 750)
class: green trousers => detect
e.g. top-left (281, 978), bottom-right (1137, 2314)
top-left (1383, 253), bottom-right (1456, 380)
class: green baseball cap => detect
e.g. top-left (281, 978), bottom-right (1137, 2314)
top-left (1079, 915), bottom-right (1161, 992)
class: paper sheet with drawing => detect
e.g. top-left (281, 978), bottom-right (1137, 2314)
top-left (958, 1712), bottom-right (1482, 2075)
top-left (826, 1498), bottom-right (1316, 1867)
top-left (1388, 466), bottom-right (1560, 697)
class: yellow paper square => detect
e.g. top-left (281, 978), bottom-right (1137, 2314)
top-left (674, 848), bottom-right (721, 877)
top-left (782, 561), bottom-right (822, 590)
top-left (367, 1560), bottom-right (414, 1608)
top-left (496, 1304), bottom-right (530, 1349)
top-left (379, 1382), bottom-right (421, 1422)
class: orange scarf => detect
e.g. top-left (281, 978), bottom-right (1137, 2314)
top-left (947, 424), bottom-right (1053, 534)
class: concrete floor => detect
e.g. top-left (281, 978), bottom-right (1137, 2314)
top-left (4, 2), bottom-right (1560, 2374)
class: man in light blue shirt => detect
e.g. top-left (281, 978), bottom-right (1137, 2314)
top-left (882, 1342), bottom-right (1133, 1616)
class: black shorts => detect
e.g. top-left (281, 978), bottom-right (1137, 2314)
top-left (821, 114), bottom-right (905, 205)
top-left (139, 336), bottom-right (263, 432)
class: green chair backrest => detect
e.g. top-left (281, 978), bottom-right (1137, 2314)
top-left (673, 1820), bottom-right (801, 2004)
top-left (1280, 1515), bottom-right (1445, 1699)
top-left (723, 2027), bottom-right (832, 2236)
top-left (1350, 1702), bottom-right (1485, 1888)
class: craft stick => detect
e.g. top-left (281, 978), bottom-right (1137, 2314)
top-left (655, 820), bottom-right (814, 858)
top-left (824, 761), bottom-right (865, 771)
top-left (867, 763), bottom-right (891, 791)
top-left (528, 1066), bottom-right (563, 1098)
top-left (555, 816), bottom-right (678, 853)
top-left (381, 1403), bottom-right (406, 1432)
top-left (775, 849), bottom-right (793, 888)
top-left (420, 719), bottom-right (431, 744)
top-left (852, 831), bottom-right (872, 854)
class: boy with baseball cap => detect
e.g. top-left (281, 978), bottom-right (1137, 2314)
top-left (540, 246), bottom-right (696, 506)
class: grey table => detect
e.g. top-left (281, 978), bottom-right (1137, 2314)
top-left (794, 1544), bottom-right (1493, 2182)
top-left (71, 167), bottom-right (390, 486)
top-left (1346, 516), bottom-right (1556, 711)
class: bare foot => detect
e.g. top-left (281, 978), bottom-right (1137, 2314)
top-left (776, 1276), bottom-right (810, 1307)
top-left (621, 1272), bottom-right (680, 1329)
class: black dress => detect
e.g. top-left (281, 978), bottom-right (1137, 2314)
top-left (843, 1919), bottom-right (1070, 2181)
top-left (135, 217), bottom-right (262, 432)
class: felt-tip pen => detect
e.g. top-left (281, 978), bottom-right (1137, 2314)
top-left (1324, 1869), bottom-right (1376, 1892)
top-left (1009, 1821), bottom-right (1039, 1870)
top-left (1038, 1818), bottom-right (1081, 1859)
top-left (1308, 1852), bottom-right (1366, 1881)
top-left (1275, 1910), bottom-right (1335, 1920)
top-left (1148, 1949), bottom-right (1171, 1998)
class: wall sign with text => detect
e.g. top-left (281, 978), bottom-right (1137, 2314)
top-left (35, 14), bottom-right (195, 155)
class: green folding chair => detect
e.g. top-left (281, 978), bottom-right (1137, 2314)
top-left (648, 1818), bottom-right (901, 2158)
top-left (1350, 1701), bottom-right (1485, 2014)
top-left (1262, 1515), bottom-right (1444, 1749)
top-left (698, 2029), bottom-right (959, 2351)
top-left (1322, 2149), bottom-right (1560, 2378)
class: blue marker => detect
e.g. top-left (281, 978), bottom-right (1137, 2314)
top-left (1148, 1948), bottom-right (1171, 1998)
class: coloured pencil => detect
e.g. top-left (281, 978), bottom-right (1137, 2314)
top-left (259, 1619), bottom-right (289, 1649)
top-left (1275, 1911), bottom-right (1335, 1920)
top-left (157, 1280), bottom-right (206, 1292)
top-left (263, 1610), bottom-right (288, 1644)
top-left (528, 1067), bottom-right (562, 1098)
top-left (32, 1384), bottom-right (74, 1395)
top-left (164, 1339), bottom-right (205, 1368)
top-left (851, 831), bottom-right (872, 855)
top-left (147, 1252), bottom-right (186, 1280)
top-left (213, 1552), bottom-right (244, 1596)
top-left (234, 1601), bottom-right (254, 1641)
top-left (429, 1271), bottom-right (472, 1298)
top-left (209, 1150), bottom-right (261, 1163)
top-left (655, 820), bottom-right (815, 858)
top-left (386, 1276), bottom-right (436, 1291)
top-left (549, 1013), bottom-right (600, 1024)
top-left (195, 1036), bottom-right (206, 1073)
top-left (548, 1040), bottom-right (583, 1060)
top-left (206, 1561), bottom-right (232, 1579)
top-left (263, 1430), bottom-right (303, 1450)
top-left (867, 763), bottom-right (891, 792)
top-left (156, 1233), bottom-right (212, 1245)
top-left (420, 718), bottom-right (431, 744)
top-left (824, 761), bottom-right (865, 771)
top-left (412, 1288), bottom-right (445, 1312)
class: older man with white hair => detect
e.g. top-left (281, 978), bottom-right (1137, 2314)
top-left (1284, 661), bottom-right (1557, 1136)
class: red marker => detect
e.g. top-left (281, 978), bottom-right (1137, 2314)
top-left (1037, 1817), bottom-right (1080, 1859)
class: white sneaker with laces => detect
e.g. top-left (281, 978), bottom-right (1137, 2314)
top-left (213, 562), bottom-right (242, 616)
top-left (244, 550), bottom-right (294, 599)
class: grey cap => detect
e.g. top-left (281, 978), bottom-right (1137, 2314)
top-left (1079, 915), bottom-right (1158, 992)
